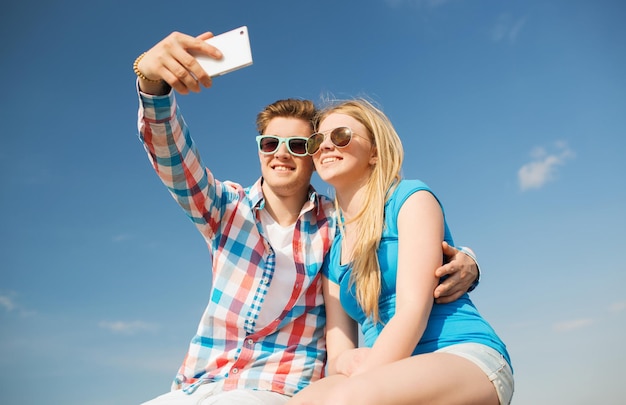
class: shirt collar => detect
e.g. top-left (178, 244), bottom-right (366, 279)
top-left (247, 177), bottom-right (321, 214)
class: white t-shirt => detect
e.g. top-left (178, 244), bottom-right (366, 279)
top-left (256, 209), bottom-right (298, 328)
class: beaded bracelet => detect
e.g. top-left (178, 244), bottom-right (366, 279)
top-left (133, 52), bottom-right (161, 82)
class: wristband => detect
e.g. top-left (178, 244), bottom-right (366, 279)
top-left (133, 52), bottom-right (162, 82)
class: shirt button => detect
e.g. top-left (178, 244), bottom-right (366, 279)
top-left (247, 338), bottom-right (254, 345)
top-left (232, 368), bottom-right (239, 374)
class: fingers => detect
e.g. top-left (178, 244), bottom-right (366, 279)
top-left (159, 32), bottom-right (211, 93)
top-left (434, 263), bottom-right (475, 303)
top-left (434, 288), bottom-right (465, 304)
top-left (196, 31), bottom-right (216, 41)
top-left (434, 267), bottom-right (468, 302)
top-left (435, 261), bottom-right (455, 278)
top-left (158, 48), bottom-right (208, 94)
top-left (435, 241), bottom-right (478, 303)
top-left (436, 241), bottom-right (459, 278)
top-left (441, 240), bottom-right (458, 258)
top-left (139, 31), bottom-right (223, 94)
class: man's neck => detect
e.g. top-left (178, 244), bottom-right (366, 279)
top-left (261, 186), bottom-right (309, 227)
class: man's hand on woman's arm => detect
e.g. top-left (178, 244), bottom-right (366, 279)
top-left (434, 241), bottom-right (480, 304)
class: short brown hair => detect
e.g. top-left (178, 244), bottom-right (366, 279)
top-left (256, 99), bottom-right (317, 134)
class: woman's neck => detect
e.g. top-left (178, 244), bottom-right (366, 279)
top-left (336, 184), bottom-right (368, 223)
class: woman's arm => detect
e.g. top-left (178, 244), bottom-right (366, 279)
top-left (323, 275), bottom-right (359, 375)
top-left (353, 190), bottom-right (444, 374)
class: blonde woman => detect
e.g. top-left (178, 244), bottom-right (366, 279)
top-left (287, 100), bottom-right (513, 405)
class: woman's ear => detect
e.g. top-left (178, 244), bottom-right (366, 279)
top-left (369, 147), bottom-right (378, 165)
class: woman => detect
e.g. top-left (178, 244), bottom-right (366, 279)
top-left (287, 100), bottom-right (513, 405)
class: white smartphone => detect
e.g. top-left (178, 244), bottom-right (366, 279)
top-left (194, 26), bottom-right (253, 77)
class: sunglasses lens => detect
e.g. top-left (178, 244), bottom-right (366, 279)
top-left (288, 139), bottom-right (307, 155)
top-left (306, 133), bottom-right (324, 155)
top-left (331, 127), bottom-right (353, 147)
top-left (259, 137), bottom-right (279, 153)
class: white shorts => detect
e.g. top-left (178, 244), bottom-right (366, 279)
top-left (436, 343), bottom-right (514, 405)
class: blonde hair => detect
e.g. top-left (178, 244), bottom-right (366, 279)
top-left (316, 99), bottom-right (404, 322)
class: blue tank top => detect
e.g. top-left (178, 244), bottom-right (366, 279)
top-left (323, 180), bottom-right (511, 368)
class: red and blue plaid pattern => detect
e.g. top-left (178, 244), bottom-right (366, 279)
top-left (137, 90), bottom-right (335, 396)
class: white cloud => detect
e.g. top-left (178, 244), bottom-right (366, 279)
top-left (492, 13), bottom-right (527, 43)
top-left (0, 294), bottom-right (16, 312)
top-left (98, 320), bottom-right (158, 335)
top-left (553, 318), bottom-right (593, 332)
top-left (609, 301), bottom-right (626, 313)
top-left (518, 142), bottom-right (574, 191)
top-left (0, 293), bottom-right (36, 317)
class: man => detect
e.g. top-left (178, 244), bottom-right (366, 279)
top-left (134, 31), bottom-right (479, 405)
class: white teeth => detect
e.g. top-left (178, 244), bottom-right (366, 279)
top-left (322, 157), bottom-right (339, 164)
top-left (273, 166), bottom-right (292, 171)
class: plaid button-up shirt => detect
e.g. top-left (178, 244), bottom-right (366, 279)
top-left (137, 89), bottom-right (336, 396)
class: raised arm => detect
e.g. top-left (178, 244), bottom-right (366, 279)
top-left (135, 31), bottom-right (232, 244)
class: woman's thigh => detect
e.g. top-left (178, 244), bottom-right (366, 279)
top-left (286, 375), bottom-right (348, 404)
top-left (316, 351), bottom-right (500, 405)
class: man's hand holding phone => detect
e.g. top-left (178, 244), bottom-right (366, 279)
top-left (193, 26), bottom-right (253, 78)
top-left (135, 27), bottom-right (252, 96)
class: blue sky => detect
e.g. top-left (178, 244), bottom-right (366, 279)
top-left (1, 0), bottom-right (625, 404)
